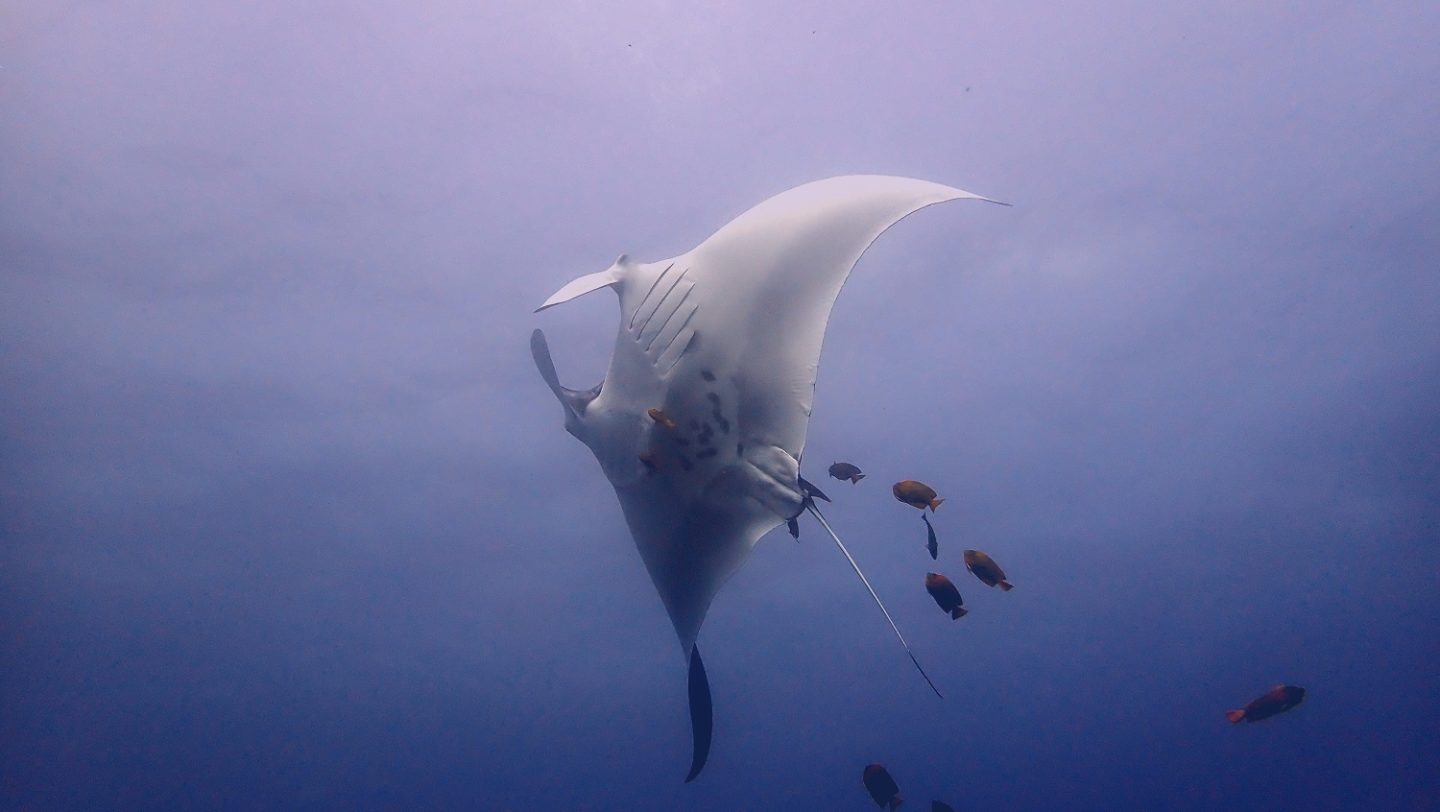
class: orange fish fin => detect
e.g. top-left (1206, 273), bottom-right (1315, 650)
top-left (1225, 709), bottom-right (1246, 724)
top-left (999, 580), bottom-right (1014, 592)
top-left (929, 498), bottom-right (944, 511)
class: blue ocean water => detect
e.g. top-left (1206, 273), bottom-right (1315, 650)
top-left (3, 3), bottom-right (1437, 810)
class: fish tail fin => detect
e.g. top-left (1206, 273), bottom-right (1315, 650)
top-left (852, 473), bottom-right (866, 483)
top-left (684, 645), bottom-right (713, 782)
top-left (951, 607), bottom-right (968, 620)
top-left (999, 580), bottom-right (1014, 592)
top-left (930, 497), bottom-right (945, 511)
top-left (1226, 709), bottom-right (1246, 724)
top-left (806, 501), bottom-right (943, 699)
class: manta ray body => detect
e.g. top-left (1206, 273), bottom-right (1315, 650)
top-left (531, 175), bottom-right (998, 781)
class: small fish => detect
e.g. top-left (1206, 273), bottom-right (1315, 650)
top-left (647, 407), bottom-right (677, 430)
top-left (922, 513), bottom-right (938, 560)
top-left (963, 549), bottom-right (1013, 591)
top-left (828, 461), bottom-right (866, 484)
top-left (1226, 684), bottom-right (1305, 724)
top-left (925, 573), bottom-right (967, 619)
top-left (893, 479), bottom-right (944, 511)
top-left (933, 803), bottom-right (957, 812)
top-left (862, 763), bottom-right (903, 810)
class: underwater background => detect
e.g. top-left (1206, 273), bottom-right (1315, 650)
top-left (3, 2), bottom-right (1437, 809)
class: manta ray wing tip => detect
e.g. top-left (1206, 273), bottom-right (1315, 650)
top-left (975, 193), bottom-right (1013, 207)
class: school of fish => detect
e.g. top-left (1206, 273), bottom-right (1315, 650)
top-left (823, 461), bottom-right (1306, 808)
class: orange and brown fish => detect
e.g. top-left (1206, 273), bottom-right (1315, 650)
top-left (1226, 684), bottom-right (1305, 724)
top-left (893, 479), bottom-right (944, 511)
top-left (963, 549), bottom-right (1012, 591)
top-left (925, 573), bottom-right (967, 619)
top-left (829, 461), bottom-right (866, 484)
top-left (647, 408), bottom-right (677, 430)
top-left (862, 763), bottom-right (903, 810)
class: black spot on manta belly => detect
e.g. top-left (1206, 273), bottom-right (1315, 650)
top-left (706, 392), bottom-right (721, 405)
top-left (700, 370), bottom-right (716, 382)
top-left (696, 448), bottom-right (718, 459)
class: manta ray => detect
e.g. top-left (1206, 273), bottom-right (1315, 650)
top-left (531, 174), bottom-right (1000, 782)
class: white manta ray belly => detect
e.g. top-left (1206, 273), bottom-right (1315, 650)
top-left (531, 174), bottom-right (1002, 781)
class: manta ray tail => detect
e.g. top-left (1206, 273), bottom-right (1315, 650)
top-left (684, 644), bottom-right (713, 783)
top-left (806, 502), bottom-right (944, 699)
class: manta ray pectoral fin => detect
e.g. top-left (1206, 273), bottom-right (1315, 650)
top-left (533, 256), bottom-right (626, 313)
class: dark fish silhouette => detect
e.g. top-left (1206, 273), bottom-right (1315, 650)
top-left (925, 573), bottom-right (967, 619)
top-left (863, 763), bottom-right (903, 810)
top-left (829, 461), bottom-right (866, 483)
top-left (963, 549), bottom-right (1012, 591)
top-left (893, 479), bottom-right (944, 511)
top-left (922, 513), bottom-right (938, 559)
top-left (1227, 684), bottom-right (1305, 723)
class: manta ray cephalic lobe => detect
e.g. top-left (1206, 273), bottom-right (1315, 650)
top-left (531, 174), bottom-right (1004, 782)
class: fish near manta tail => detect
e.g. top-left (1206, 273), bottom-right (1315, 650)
top-left (533, 176), bottom-right (996, 779)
